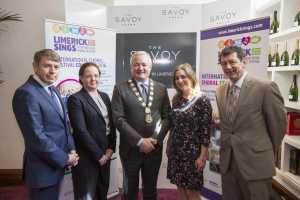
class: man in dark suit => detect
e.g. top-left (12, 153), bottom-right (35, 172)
top-left (112, 51), bottom-right (171, 200)
top-left (215, 46), bottom-right (287, 200)
top-left (12, 49), bottom-right (79, 200)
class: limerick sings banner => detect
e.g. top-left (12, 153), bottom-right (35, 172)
top-left (45, 19), bottom-right (116, 97)
top-left (45, 19), bottom-right (118, 199)
top-left (200, 17), bottom-right (270, 195)
top-left (116, 32), bottom-right (196, 88)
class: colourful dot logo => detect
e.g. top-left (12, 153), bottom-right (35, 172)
top-left (52, 24), bottom-right (95, 36)
top-left (241, 36), bottom-right (251, 45)
top-left (217, 35), bottom-right (261, 49)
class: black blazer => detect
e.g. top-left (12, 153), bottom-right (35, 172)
top-left (67, 88), bottom-right (116, 162)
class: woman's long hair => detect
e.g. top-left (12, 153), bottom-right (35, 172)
top-left (172, 63), bottom-right (198, 106)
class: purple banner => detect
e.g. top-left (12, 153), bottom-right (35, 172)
top-left (201, 17), bottom-right (270, 40)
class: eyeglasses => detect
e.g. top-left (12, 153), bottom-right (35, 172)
top-left (219, 60), bottom-right (241, 67)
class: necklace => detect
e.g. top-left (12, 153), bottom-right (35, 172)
top-left (128, 79), bottom-right (154, 123)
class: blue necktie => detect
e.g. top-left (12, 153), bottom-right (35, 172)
top-left (49, 86), bottom-right (63, 116)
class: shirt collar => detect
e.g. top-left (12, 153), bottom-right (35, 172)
top-left (230, 71), bottom-right (247, 89)
top-left (32, 74), bottom-right (54, 89)
top-left (135, 79), bottom-right (149, 86)
top-left (88, 90), bottom-right (99, 98)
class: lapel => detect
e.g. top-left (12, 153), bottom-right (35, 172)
top-left (99, 92), bottom-right (110, 113)
top-left (100, 92), bottom-right (112, 126)
top-left (217, 81), bottom-right (231, 117)
top-left (29, 76), bottom-right (65, 121)
top-left (81, 89), bottom-right (106, 124)
top-left (51, 86), bottom-right (67, 119)
top-left (232, 75), bottom-right (252, 122)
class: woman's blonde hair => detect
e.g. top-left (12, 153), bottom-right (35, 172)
top-left (172, 63), bottom-right (198, 105)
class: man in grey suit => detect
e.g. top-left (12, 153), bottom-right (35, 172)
top-left (215, 46), bottom-right (287, 200)
top-left (111, 51), bottom-right (171, 200)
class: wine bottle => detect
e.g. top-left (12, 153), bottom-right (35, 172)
top-left (270, 10), bottom-right (279, 34)
top-left (291, 39), bottom-right (300, 66)
top-left (268, 46), bottom-right (273, 67)
top-left (273, 43), bottom-right (280, 67)
top-left (294, 5), bottom-right (300, 26)
top-left (280, 41), bottom-right (289, 66)
top-left (289, 147), bottom-right (299, 174)
top-left (289, 74), bottom-right (298, 102)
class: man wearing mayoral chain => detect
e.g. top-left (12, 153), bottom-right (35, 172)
top-left (112, 51), bottom-right (171, 200)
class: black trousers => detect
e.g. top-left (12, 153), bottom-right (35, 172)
top-left (73, 161), bottom-right (110, 200)
top-left (121, 147), bottom-right (162, 200)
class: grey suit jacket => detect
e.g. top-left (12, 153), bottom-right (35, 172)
top-left (215, 74), bottom-right (287, 181)
top-left (111, 79), bottom-right (171, 159)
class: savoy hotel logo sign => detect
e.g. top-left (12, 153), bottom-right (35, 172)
top-left (161, 7), bottom-right (189, 20)
top-left (114, 14), bottom-right (142, 27)
top-left (209, 10), bottom-right (237, 25)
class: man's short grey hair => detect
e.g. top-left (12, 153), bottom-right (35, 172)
top-left (130, 51), bottom-right (152, 66)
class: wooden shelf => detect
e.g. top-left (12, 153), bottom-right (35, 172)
top-left (275, 169), bottom-right (300, 197)
top-left (284, 135), bottom-right (300, 149)
top-left (285, 101), bottom-right (300, 110)
top-left (273, 174), bottom-right (300, 200)
top-left (263, 1), bottom-right (300, 199)
top-left (270, 26), bottom-right (300, 42)
top-left (283, 171), bottom-right (300, 187)
top-left (267, 66), bottom-right (300, 72)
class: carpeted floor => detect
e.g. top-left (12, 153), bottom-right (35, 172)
top-left (0, 185), bottom-right (28, 200)
top-left (0, 185), bottom-right (216, 200)
top-left (110, 188), bottom-right (178, 200)
top-left (0, 186), bottom-right (178, 200)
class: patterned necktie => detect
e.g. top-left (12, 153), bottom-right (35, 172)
top-left (140, 83), bottom-right (148, 101)
top-left (227, 85), bottom-right (239, 122)
top-left (49, 86), bottom-right (63, 116)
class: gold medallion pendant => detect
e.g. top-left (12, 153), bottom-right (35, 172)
top-left (128, 79), bottom-right (154, 123)
top-left (145, 113), bottom-right (153, 123)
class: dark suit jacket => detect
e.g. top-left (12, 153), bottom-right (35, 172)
top-left (68, 89), bottom-right (116, 199)
top-left (68, 89), bottom-right (116, 161)
top-left (111, 79), bottom-right (171, 159)
top-left (12, 76), bottom-right (75, 188)
top-left (215, 75), bottom-right (287, 181)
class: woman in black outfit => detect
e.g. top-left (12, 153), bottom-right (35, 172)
top-left (68, 62), bottom-right (116, 200)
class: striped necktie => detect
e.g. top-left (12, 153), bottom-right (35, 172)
top-left (227, 85), bottom-right (239, 122)
top-left (140, 83), bottom-right (148, 101)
